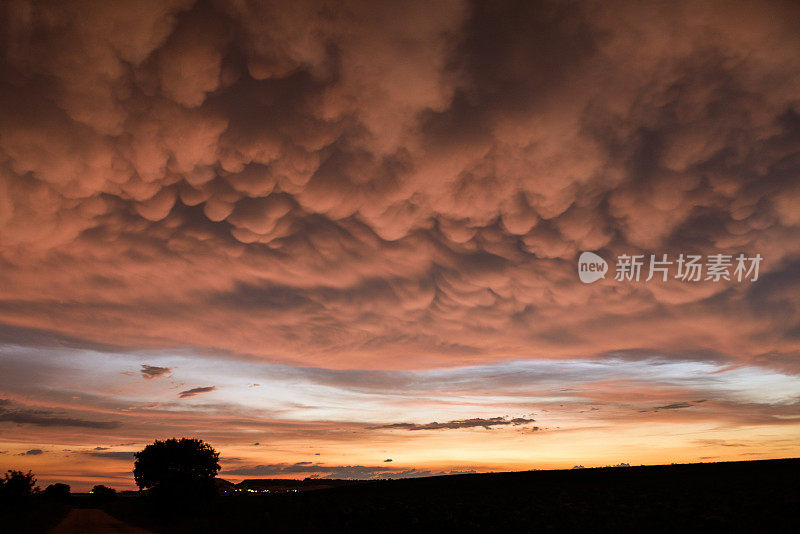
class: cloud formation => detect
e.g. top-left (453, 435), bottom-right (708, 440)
top-left (83, 450), bottom-right (137, 461)
top-left (0, 399), bottom-right (121, 429)
top-left (375, 416), bottom-right (536, 431)
top-left (0, 0), bottom-right (797, 372)
top-left (224, 462), bottom-right (476, 480)
top-left (178, 386), bottom-right (216, 398)
top-left (140, 364), bottom-right (172, 379)
top-left (653, 402), bottom-right (695, 411)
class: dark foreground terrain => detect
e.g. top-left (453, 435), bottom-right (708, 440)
top-left (6, 458), bottom-right (800, 533)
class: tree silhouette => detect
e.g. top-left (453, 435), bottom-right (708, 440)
top-left (0, 470), bottom-right (38, 498)
top-left (91, 484), bottom-right (116, 503)
top-left (43, 482), bottom-right (71, 501)
top-left (133, 438), bottom-right (220, 500)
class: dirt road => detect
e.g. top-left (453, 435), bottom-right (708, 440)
top-left (50, 508), bottom-right (153, 534)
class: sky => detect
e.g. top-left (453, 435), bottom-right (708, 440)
top-left (1, 0), bottom-right (799, 491)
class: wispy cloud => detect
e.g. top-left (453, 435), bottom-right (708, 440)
top-left (223, 462), bottom-right (476, 480)
top-left (82, 451), bottom-right (137, 461)
top-left (0, 400), bottom-right (120, 429)
top-left (178, 386), bottom-right (217, 399)
top-left (654, 403), bottom-right (695, 410)
top-left (140, 365), bottom-right (172, 380)
top-left (374, 416), bottom-right (537, 431)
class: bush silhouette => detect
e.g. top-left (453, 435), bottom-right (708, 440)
top-left (91, 484), bottom-right (117, 503)
top-left (43, 483), bottom-right (71, 501)
top-left (0, 470), bottom-right (38, 498)
top-left (133, 438), bottom-right (220, 501)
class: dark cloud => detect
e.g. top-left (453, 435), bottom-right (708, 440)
top-left (0, 400), bottom-right (121, 429)
top-left (374, 416), bottom-right (536, 431)
top-left (316, 466), bottom-right (396, 480)
top-left (223, 462), bottom-right (472, 480)
top-left (653, 402), bottom-right (695, 411)
top-left (83, 451), bottom-right (137, 460)
top-left (19, 449), bottom-right (43, 456)
top-left (178, 386), bottom-right (216, 398)
top-left (223, 462), bottom-right (369, 477)
top-left (695, 440), bottom-right (748, 448)
top-left (0, 323), bottom-right (128, 353)
top-left (316, 467), bottom-right (479, 480)
top-left (140, 364), bottom-right (172, 379)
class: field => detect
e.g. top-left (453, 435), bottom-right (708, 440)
top-left (96, 458), bottom-right (800, 533)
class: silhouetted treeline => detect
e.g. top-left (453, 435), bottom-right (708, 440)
top-left (101, 458), bottom-right (800, 533)
top-left (0, 469), bottom-right (38, 498)
top-left (4, 458), bottom-right (800, 532)
top-left (0, 470), bottom-right (70, 533)
top-left (91, 484), bottom-right (117, 503)
top-left (134, 438), bottom-right (220, 503)
top-left (43, 482), bottom-right (71, 501)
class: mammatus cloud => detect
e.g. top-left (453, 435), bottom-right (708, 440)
top-left (140, 364), bottom-right (172, 379)
top-left (374, 416), bottom-right (537, 431)
top-left (178, 386), bottom-right (216, 398)
top-left (0, 1), bottom-right (797, 370)
top-left (0, 399), bottom-right (121, 429)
